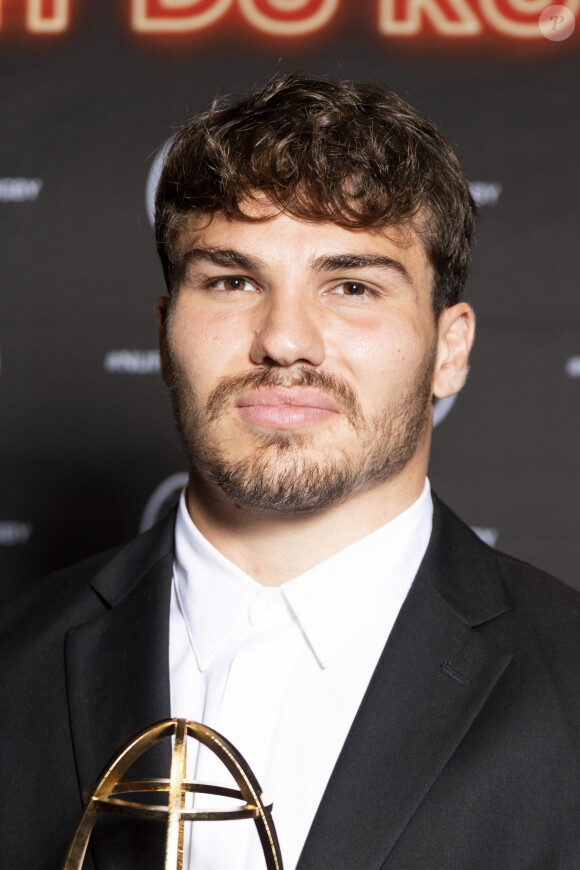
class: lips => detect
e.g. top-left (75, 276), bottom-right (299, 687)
top-left (236, 388), bottom-right (340, 412)
top-left (235, 387), bottom-right (341, 428)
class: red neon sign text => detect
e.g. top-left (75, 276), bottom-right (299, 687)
top-left (131, 0), bottom-right (339, 35)
top-left (381, 0), bottom-right (579, 36)
top-left (1, 0), bottom-right (578, 38)
top-left (1, 0), bottom-right (69, 31)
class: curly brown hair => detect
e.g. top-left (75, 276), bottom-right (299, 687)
top-left (155, 73), bottom-right (476, 315)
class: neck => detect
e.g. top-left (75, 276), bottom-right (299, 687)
top-left (185, 465), bottom-right (428, 586)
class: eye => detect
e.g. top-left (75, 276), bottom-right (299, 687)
top-left (343, 282), bottom-right (367, 296)
top-left (331, 281), bottom-right (374, 298)
top-left (205, 275), bottom-right (260, 294)
top-left (222, 276), bottom-right (248, 292)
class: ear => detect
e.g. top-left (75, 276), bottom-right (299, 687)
top-left (155, 296), bottom-right (172, 387)
top-left (432, 302), bottom-right (476, 399)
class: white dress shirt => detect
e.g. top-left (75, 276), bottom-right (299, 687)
top-left (169, 480), bottom-right (433, 870)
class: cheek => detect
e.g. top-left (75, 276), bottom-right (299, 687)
top-left (169, 305), bottom-right (250, 382)
top-left (335, 317), bottom-right (423, 383)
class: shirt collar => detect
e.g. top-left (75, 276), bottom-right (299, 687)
top-left (282, 480), bottom-right (432, 667)
top-left (173, 493), bottom-right (260, 671)
top-left (173, 480), bottom-right (433, 671)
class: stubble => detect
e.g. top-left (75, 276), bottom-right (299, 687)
top-left (167, 346), bottom-right (436, 514)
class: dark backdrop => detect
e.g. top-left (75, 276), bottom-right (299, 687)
top-left (1, 0), bottom-right (579, 599)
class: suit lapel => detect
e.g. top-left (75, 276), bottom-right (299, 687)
top-left (297, 497), bottom-right (513, 870)
top-left (65, 516), bottom-right (175, 869)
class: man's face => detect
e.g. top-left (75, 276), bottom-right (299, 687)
top-left (158, 206), bottom-right (463, 514)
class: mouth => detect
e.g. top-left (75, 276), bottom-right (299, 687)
top-left (235, 387), bottom-right (341, 429)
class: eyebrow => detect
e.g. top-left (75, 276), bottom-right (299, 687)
top-left (178, 246), bottom-right (412, 284)
top-left (311, 253), bottom-right (413, 284)
top-left (179, 246), bottom-right (265, 273)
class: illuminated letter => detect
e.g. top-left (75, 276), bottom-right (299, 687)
top-left (379, 0), bottom-right (481, 34)
top-left (480, 0), bottom-right (578, 36)
top-left (238, 0), bottom-right (339, 36)
top-left (26, 0), bottom-right (69, 32)
top-left (132, 0), bottom-right (234, 32)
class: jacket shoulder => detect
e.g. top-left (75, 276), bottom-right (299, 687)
top-left (433, 492), bottom-right (580, 611)
top-left (430, 493), bottom-right (580, 652)
top-left (433, 494), bottom-right (580, 708)
top-left (493, 547), bottom-right (580, 664)
top-left (0, 512), bottom-right (175, 652)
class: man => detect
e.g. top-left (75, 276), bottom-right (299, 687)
top-left (1, 74), bottom-right (579, 870)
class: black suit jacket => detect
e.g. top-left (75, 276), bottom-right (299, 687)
top-left (1, 495), bottom-right (579, 869)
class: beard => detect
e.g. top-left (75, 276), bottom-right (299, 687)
top-left (167, 350), bottom-right (436, 514)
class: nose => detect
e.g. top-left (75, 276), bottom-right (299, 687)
top-left (250, 291), bottom-right (325, 367)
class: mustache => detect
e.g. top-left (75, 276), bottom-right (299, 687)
top-left (205, 366), bottom-right (365, 428)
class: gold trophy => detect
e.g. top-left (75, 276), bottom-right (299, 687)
top-left (62, 718), bottom-right (284, 870)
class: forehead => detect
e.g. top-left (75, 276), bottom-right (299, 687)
top-left (175, 208), bottom-right (432, 278)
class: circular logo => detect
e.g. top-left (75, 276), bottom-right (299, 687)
top-left (140, 472), bottom-right (188, 532)
top-left (433, 394), bottom-right (458, 428)
top-left (145, 138), bottom-right (173, 227)
top-left (539, 5), bottom-right (576, 40)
